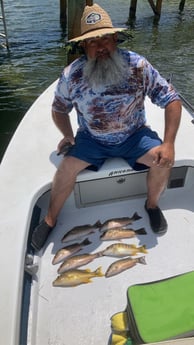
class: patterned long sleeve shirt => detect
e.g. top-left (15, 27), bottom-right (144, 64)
top-left (52, 49), bottom-right (179, 145)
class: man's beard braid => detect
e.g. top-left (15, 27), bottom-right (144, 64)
top-left (83, 50), bottom-right (128, 88)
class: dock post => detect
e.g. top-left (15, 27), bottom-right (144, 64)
top-left (67, 0), bottom-right (93, 63)
top-left (68, 0), bottom-right (94, 40)
top-left (60, 0), bottom-right (67, 29)
top-left (68, 0), bottom-right (86, 40)
top-left (0, 0), bottom-right (9, 50)
top-left (147, 0), bottom-right (162, 17)
top-left (179, 0), bottom-right (186, 12)
top-left (155, 0), bottom-right (163, 17)
top-left (129, 0), bottom-right (137, 19)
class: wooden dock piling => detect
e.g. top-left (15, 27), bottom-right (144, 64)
top-left (129, 0), bottom-right (137, 18)
top-left (129, 0), bottom-right (163, 20)
top-left (60, 0), bottom-right (67, 29)
top-left (61, 0), bottom-right (93, 63)
top-left (179, 0), bottom-right (186, 12)
top-left (129, 0), bottom-right (186, 20)
top-left (147, 0), bottom-right (162, 17)
top-left (60, 0), bottom-right (93, 39)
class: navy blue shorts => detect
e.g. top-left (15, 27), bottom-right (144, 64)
top-left (66, 127), bottom-right (162, 171)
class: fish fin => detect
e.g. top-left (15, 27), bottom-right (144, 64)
top-left (82, 238), bottom-right (92, 246)
top-left (84, 278), bottom-right (93, 283)
top-left (85, 268), bottom-right (92, 273)
top-left (138, 256), bottom-right (147, 265)
top-left (132, 212), bottom-right (142, 221)
top-left (96, 250), bottom-right (104, 257)
top-left (139, 245), bottom-right (148, 254)
top-left (94, 266), bottom-right (104, 277)
top-left (74, 279), bottom-right (92, 286)
top-left (135, 227), bottom-right (147, 235)
top-left (94, 220), bottom-right (102, 228)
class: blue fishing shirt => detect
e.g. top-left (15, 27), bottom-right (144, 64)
top-left (52, 49), bottom-right (179, 145)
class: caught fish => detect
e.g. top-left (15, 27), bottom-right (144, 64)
top-left (52, 238), bottom-right (91, 265)
top-left (61, 221), bottom-right (101, 243)
top-left (100, 227), bottom-right (147, 241)
top-left (105, 256), bottom-right (147, 278)
top-left (100, 212), bottom-right (142, 232)
top-left (101, 243), bottom-right (148, 257)
top-left (57, 252), bottom-right (100, 273)
top-left (53, 266), bottom-right (104, 287)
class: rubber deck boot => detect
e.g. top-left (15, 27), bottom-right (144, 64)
top-left (31, 219), bottom-right (53, 251)
top-left (144, 201), bottom-right (167, 235)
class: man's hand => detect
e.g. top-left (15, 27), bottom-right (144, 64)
top-left (152, 143), bottom-right (175, 168)
top-left (57, 137), bottom-right (75, 156)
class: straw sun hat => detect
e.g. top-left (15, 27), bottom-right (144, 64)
top-left (69, 3), bottom-right (126, 42)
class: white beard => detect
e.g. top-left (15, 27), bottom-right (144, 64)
top-left (83, 50), bottom-right (128, 88)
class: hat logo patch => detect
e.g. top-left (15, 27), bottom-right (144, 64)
top-left (86, 12), bottom-right (102, 25)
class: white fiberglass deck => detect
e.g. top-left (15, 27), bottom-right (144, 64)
top-left (28, 172), bottom-right (194, 345)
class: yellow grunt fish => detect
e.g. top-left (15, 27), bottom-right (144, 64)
top-left (100, 212), bottom-right (142, 232)
top-left (100, 227), bottom-right (147, 241)
top-left (52, 238), bottom-right (91, 265)
top-left (53, 266), bottom-right (104, 287)
top-left (61, 221), bottom-right (101, 242)
top-left (105, 256), bottom-right (147, 278)
top-left (101, 243), bottom-right (148, 257)
top-left (57, 252), bottom-right (100, 274)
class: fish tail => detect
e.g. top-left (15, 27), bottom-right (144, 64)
top-left (132, 212), bottom-right (142, 221)
top-left (94, 266), bottom-right (104, 277)
top-left (135, 227), bottom-right (147, 235)
top-left (139, 245), bottom-right (148, 254)
top-left (137, 256), bottom-right (147, 265)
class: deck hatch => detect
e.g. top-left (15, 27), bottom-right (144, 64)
top-left (74, 171), bottom-right (147, 207)
top-left (167, 166), bottom-right (188, 189)
top-left (75, 166), bottom-right (189, 207)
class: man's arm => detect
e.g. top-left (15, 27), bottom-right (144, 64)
top-left (153, 100), bottom-right (182, 167)
top-left (52, 110), bottom-right (75, 152)
top-left (164, 100), bottom-right (182, 144)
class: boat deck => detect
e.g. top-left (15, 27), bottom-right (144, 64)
top-left (1, 80), bottom-right (194, 344)
top-left (28, 173), bottom-right (194, 344)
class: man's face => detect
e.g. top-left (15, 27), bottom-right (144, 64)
top-left (82, 33), bottom-right (127, 88)
top-left (83, 33), bottom-right (117, 60)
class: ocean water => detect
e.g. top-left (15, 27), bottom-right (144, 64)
top-left (0, 0), bottom-right (194, 161)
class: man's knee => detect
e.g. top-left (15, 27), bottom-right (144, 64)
top-left (60, 156), bottom-right (90, 175)
top-left (137, 150), bottom-right (154, 167)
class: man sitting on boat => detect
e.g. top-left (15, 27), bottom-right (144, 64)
top-left (31, 3), bottom-right (182, 251)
